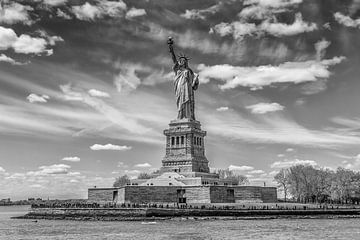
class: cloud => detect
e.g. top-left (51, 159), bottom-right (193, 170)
top-left (261, 13), bottom-right (317, 36)
top-left (228, 165), bottom-right (255, 171)
top-left (88, 89), bottom-right (110, 98)
top-left (124, 169), bottom-right (141, 176)
top-left (117, 161), bottom-right (127, 168)
top-left (300, 79), bottom-right (328, 95)
top-left (331, 117), bottom-right (360, 129)
top-left (114, 63), bottom-right (148, 92)
top-left (212, 22), bottom-right (258, 39)
top-left (0, 54), bottom-right (24, 65)
top-left (125, 8), bottom-right (146, 19)
top-left (206, 108), bottom-right (360, 148)
top-left (315, 39), bottom-right (331, 61)
top-left (36, 30), bottom-right (64, 46)
top-left (0, 166), bottom-right (5, 172)
top-left (62, 156), bottom-right (80, 162)
top-left (37, 164), bottom-right (71, 175)
top-left (60, 83), bottom-right (152, 135)
top-left (181, 2), bottom-right (224, 20)
top-left (246, 102), bottom-right (284, 114)
top-left (12, 34), bottom-right (49, 55)
top-left (26, 93), bottom-right (50, 103)
top-left (0, 26), bottom-right (18, 50)
top-left (334, 12), bottom-right (360, 28)
top-left (0, 26), bottom-right (61, 55)
top-left (90, 143), bottom-right (132, 151)
top-left (239, 0), bottom-right (302, 20)
top-left (142, 23), bottom-right (247, 60)
top-left (269, 170), bottom-right (279, 176)
top-left (56, 9), bottom-right (71, 19)
top-left (216, 106), bottom-right (229, 112)
top-left (245, 0), bottom-right (303, 8)
top-left (72, 2), bottom-right (102, 21)
top-left (71, 1), bottom-right (127, 21)
top-left (248, 169), bottom-right (265, 174)
top-left (271, 159), bottom-right (317, 168)
top-left (197, 56), bottom-right (345, 90)
top-left (286, 148), bottom-right (294, 152)
top-left (212, 13), bottom-right (316, 39)
top-left (344, 154), bottom-right (360, 170)
top-left (134, 163), bottom-right (151, 168)
top-left (0, 2), bottom-right (33, 25)
top-left (1, 163), bottom-right (114, 199)
top-left (277, 154), bottom-right (285, 157)
top-left (43, 0), bottom-right (68, 6)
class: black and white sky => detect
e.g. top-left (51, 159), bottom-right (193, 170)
top-left (1, 0), bottom-right (360, 200)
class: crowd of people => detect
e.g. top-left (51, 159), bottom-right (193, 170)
top-left (31, 201), bottom-right (354, 211)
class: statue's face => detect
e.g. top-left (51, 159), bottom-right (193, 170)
top-left (178, 57), bottom-right (187, 67)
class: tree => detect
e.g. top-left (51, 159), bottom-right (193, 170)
top-left (274, 169), bottom-right (289, 202)
top-left (113, 175), bottom-right (130, 187)
top-left (217, 169), bottom-right (249, 185)
top-left (137, 172), bottom-right (152, 179)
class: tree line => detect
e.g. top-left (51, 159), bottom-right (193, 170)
top-left (274, 165), bottom-right (360, 204)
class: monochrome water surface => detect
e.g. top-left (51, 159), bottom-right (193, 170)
top-left (1, 206), bottom-right (360, 240)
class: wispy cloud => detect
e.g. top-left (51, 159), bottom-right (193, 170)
top-left (181, 2), bottom-right (224, 20)
top-left (0, 54), bottom-right (25, 65)
top-left (90, 143), bottom-right (132, 151)
top-left (270, 159), bottom-right (317, 168)
top-left (216, 106), bottom-right (229, 112)
top-left (212, 13), bottom-right (316, 39)
top-left (228, 165), bottom-right (254, 171)
top-left (26, 93), bottom-right (50, 103)
top-left (205, 108), bottom-right (360, 148)
top-left (134, 163), bottom-right (152, 168)
top-left (88, 89), bottom-right (110, 98)
top-left (62, 156), bottom-right (80, 162)
top-left (246, 102), bottom-right (284, 114)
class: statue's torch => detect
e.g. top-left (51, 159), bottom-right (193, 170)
top-left (167, 37), bottom-right (177, 64)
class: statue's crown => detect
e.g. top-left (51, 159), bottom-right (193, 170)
top-left (177, 53), bottom-right (191, 61)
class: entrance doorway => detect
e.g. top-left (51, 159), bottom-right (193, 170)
top-left (113, 191), bottom-right (118, 202)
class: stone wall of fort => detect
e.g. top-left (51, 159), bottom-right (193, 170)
top-left (260, 187), bottom-right (277, 203)
top-left (210, 187), bottom-right (235, 203)
top-left (124, 186), bottom-right (178, 204)
top-left (88, 186), bottom-right (277, 204)
top-left (88, 188), bottom-right (117, 202)
top-left (184, 186), bottom-right (210, 203)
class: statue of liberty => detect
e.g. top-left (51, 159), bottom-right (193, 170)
top-left (167, 37), bottom-right (199, 120)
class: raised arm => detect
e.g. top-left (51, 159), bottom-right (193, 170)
top-left (167, 37), bottom-right (177, 65)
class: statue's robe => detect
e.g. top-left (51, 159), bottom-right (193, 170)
top-left (173, 64), bottom-right (199, 120)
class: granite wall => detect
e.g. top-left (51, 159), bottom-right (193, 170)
top-left (88, 186), bottom-right (277, 204)
top-left (210, 186), bottom-right (235, 203)
top-left (88, 188), bottom-right (117, 202)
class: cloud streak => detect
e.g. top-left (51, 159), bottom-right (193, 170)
top-left (246, 102), bottom-right (284, 114)
top-left (90, 143), bottom-right (132, 151)
top-left (62, 156), bottom-right (80, 162)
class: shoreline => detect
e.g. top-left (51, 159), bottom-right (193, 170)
top-left (13, 207), bottom-right (360, 221)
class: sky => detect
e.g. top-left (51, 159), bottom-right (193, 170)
top-left (1, 0), bottom-right (360, 200)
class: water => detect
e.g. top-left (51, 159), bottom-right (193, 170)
top-left (1, 206), bottom-right (360, 240)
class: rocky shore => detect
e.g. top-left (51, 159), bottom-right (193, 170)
top-left (13, 207), bottom-right (360, 221)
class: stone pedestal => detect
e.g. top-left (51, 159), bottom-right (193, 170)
top-left (161, 119), bottom-right (210, 174)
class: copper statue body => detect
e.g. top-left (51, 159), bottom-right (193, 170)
top-left (167, 37), bottom-right (199, 120)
